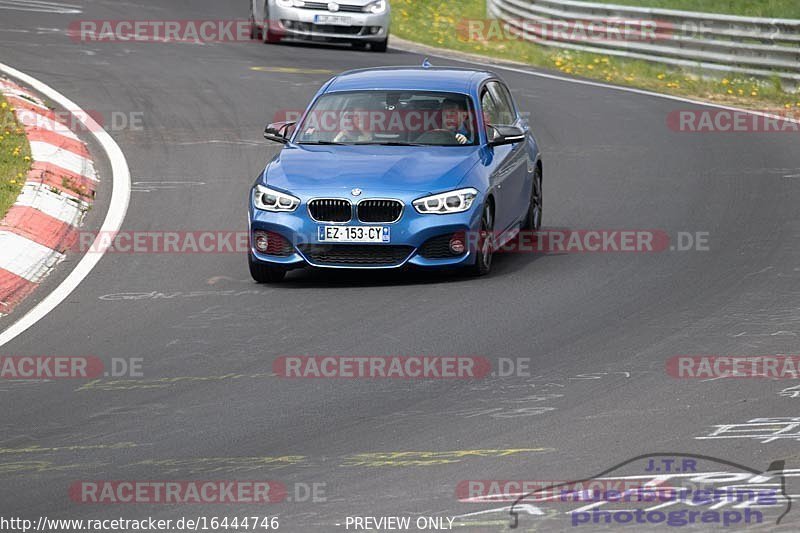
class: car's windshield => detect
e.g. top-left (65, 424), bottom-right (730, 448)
top-left (295, 90), bottom-right (479, 146)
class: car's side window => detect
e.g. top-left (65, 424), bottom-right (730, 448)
top-left (486, 81), bottom-right (516, 125)
top-left (480, 88), bottom-right (500, 135)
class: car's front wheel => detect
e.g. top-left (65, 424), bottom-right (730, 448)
top-left (249, 254), bottom-right (287, 283)
top-left (371, 38), bottom-right (388, 52)
top-left (262, 14), bottom-right (282, 44)
top-left (468, 203), bottom-right (494, 276)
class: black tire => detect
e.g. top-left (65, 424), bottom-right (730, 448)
top-left (523, 164), bottom-right (543, 231)
top-left (468, 203), bottom-right (494, 277)
top-left (262, 15), bottom-right (282, 44)
top-left (249, 14), bottom-right (258, 39)
top-left (248, 3), bottom-right (261, 40)
top-left (249, 254), bottom-right (286, 283)
top-left (371, 38), bottom-right (388, 52)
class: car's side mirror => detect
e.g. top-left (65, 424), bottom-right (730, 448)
top-left (487, 124), bottom-right (525, 147)
top-left (264, 121), bottom-right (295, 144)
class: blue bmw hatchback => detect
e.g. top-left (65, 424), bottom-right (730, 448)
top-left (248, 65), bottom-right (542, 282)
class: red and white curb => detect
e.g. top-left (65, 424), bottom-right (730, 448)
top-left (0, 77), bottom-right (96, 318)
top-left (0, 62), bottom-right (129, 348)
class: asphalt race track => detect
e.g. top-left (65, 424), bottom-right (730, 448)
top-left (1, 1), bottom-right (800, 531)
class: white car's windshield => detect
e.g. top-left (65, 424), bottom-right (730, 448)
top-left (295, 90), bottom-right (479, 146)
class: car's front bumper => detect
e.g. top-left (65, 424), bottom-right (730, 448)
top-left (270, 4), bottom-right (390, 43)
top-left (249, 190), bottom-right (482, 270)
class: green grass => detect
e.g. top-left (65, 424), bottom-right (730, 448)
top-left (391, 0), bottom-right (800, 110)
top-left (589, 0), bottom-right (800, 19)
top-left (0, 94), bottom-right (31, 220)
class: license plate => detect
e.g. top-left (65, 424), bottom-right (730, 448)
top-left (314, 14), bottom-right (352, 25)
top-left (318, 226), bottom-right (390, 243)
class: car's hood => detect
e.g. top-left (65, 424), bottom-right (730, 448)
top-left (263, 145), bottom-right (481, 195)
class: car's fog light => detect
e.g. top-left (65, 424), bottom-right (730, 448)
top-left (449, 234), bottom-right (466, 254)
top-left (254, 231), bottom-right (269, 253)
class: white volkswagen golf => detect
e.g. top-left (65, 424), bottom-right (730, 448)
top-left (249, 0), bottom-right (390, 51)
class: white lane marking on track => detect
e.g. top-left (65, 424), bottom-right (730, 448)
top-left (390, 42), bottom-right (800, 127)
top-left (453, 504), bottom-right (544, 518)
top-left (172, 139), bottom-right (263, 146)
top-left (0, 0), bottom-right (81, 13)
top-left (131, 180), bottom-right (205, 193)
top-left (0, 62), bottom-right (131, 347)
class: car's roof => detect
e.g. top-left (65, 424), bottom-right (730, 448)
top-left (325, 66), bottom-right (498, 94)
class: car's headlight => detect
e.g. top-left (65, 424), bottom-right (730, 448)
top-left (413, 188), bottom-right (479, 214)
top-left (253, 184), bottom-right (300, 212)
top-left (363, 0), bottom-right (387, 14)
top-left (277, 0), bottom-right (305, 7)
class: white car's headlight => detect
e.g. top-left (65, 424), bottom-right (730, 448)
top-left (253, 184), bottom-right (300, 212)
top-left (413, 188), bottom-right (479, 214)
top-left (277, 0), bottom-right (305, 7)
top-left (363, 0), bottom-right (387, 14)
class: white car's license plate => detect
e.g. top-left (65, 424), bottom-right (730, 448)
top-left (318, 226), bottom-right (390, 243)
top-left (314, 14), bottom-right (352, 25)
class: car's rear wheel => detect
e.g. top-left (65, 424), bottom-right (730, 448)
top-left (523, 164), bottom-right (543, 231)
top-left (249, 254), bottom-right (287, 283)
top-left (468, 203), bottom-right (494, 276)
top-left (371, 38), bottom-right (388, 52)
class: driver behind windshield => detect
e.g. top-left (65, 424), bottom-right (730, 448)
top-left (441, 98), bottom-right (474, 145)
top-left (333, 103), bottom-right (372, 143)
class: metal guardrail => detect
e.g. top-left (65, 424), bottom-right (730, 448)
top-left (486, 0), bottom-right (800, 89)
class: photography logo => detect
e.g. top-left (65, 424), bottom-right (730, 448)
top-left (508, 453), bottom-right (792, 529)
